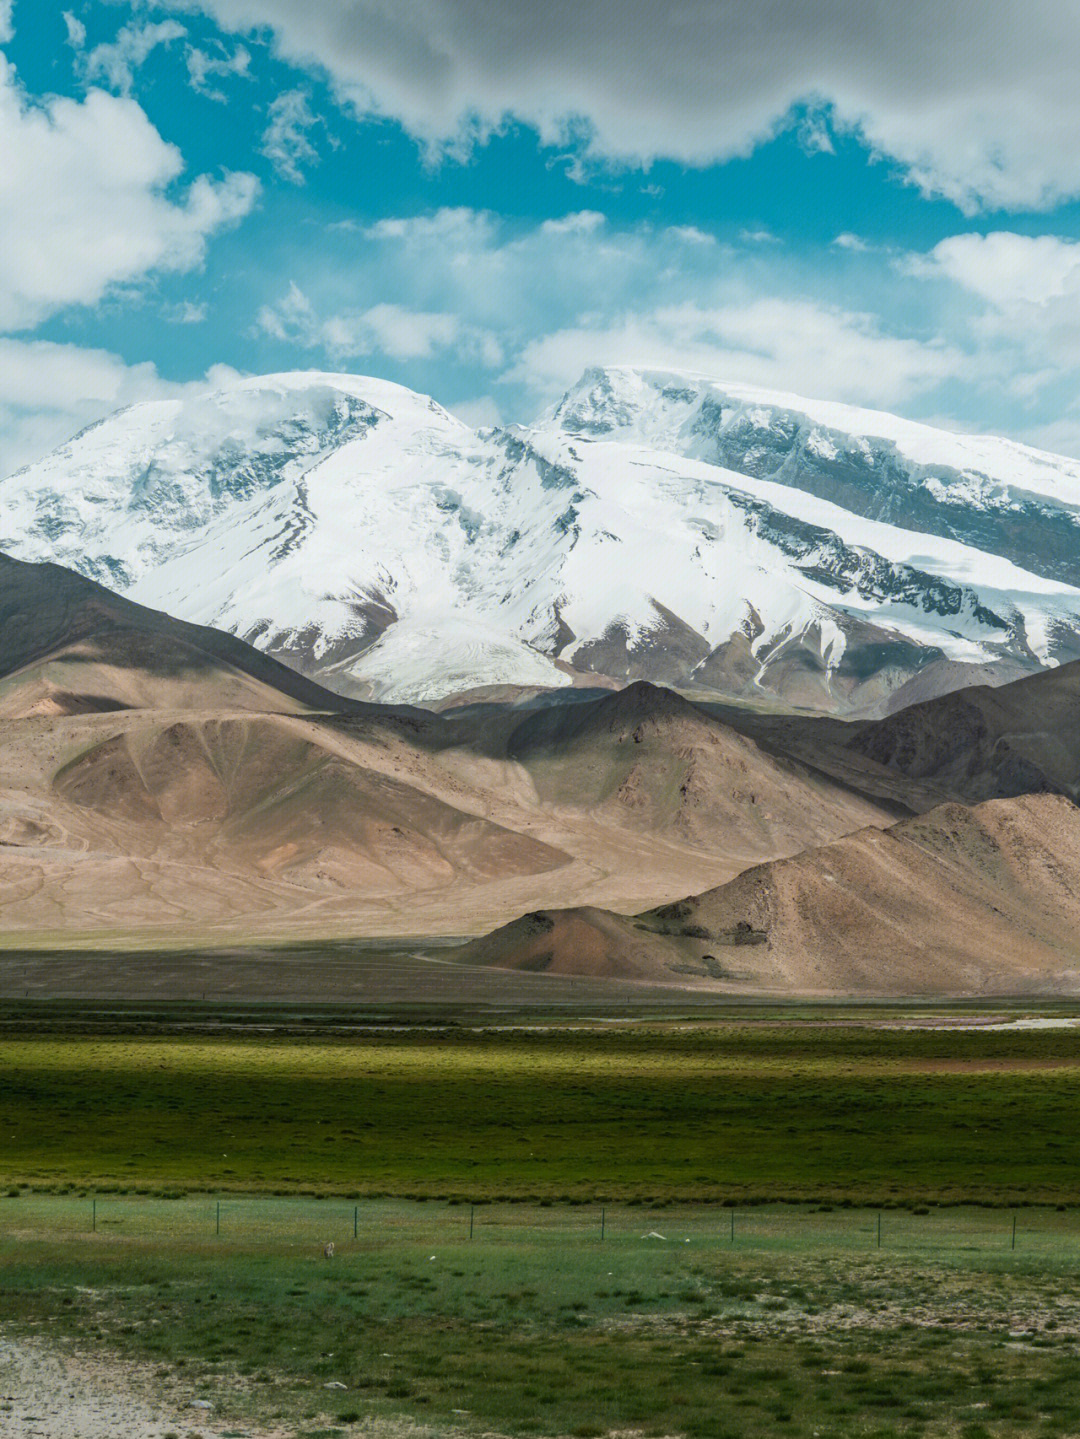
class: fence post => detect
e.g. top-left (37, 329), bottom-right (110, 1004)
top-left (353, 1204), bottom-right (358, 1240)
top-left (1011, 1214), bottom-right (1017, 1251)
top-left (600, 1207), bottom-right (606, 1241)
top-left (730, 1208), bottom-right (735, 1246)
top-left (470, 1204), bottom-right (475, 1240)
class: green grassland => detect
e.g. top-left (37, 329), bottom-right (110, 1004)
top-left (4, 1020), bottom-right (1080, 1201)
top-left (6, 1199), bottom-right (1080, 1438)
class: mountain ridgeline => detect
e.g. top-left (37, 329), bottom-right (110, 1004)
top-left (4, 361), bottom-right (1080, 995)
top-left (5, 366), bottom-right (1080, 715)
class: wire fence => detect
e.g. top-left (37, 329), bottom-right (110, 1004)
top-left (1, 1194), bottom-right (1076, 1261)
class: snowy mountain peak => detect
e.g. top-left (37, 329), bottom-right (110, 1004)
top-left (5, 366), bottom-right (1080, 715)
top-left (543, 366), bottom-right (1080, 588)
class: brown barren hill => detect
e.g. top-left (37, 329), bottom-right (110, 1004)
top-left (843, 662), bottom-right (1080, 803)
top-left (505, 680), bottom-right (891, 864)
top-left (713, 659), bottom-right (1080, 815)
top-left (17, 711), bottom-right (569, 896)
top-left (456, 794), bottom-right (1080, 996)
top-left (0, 550), bottom-right (360, 716)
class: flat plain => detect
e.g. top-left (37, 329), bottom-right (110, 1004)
top-left (4, 1014), bottom-right (1080, 1202)
top-left (6, 1010), bottom-right (1080, 1439)
top-left (6, 1196), bottom-right (1080, 1439)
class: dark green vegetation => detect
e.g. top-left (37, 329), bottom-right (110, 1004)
top-left (6, 1018), bottom-right (1080, 1201)
top-left (5, 1201), bottom-right (1080, 1438)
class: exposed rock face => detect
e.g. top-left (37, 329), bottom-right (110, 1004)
top-left (6, 366), bottom-right (1080, 714)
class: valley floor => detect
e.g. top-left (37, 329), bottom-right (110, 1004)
top-left (6, 1013), bottom-right (1080, 1202)
top-left (0, 1330), bottom-right (220, 1439)
top-left (7, 1013), bottom-right (1080, 1437)
top-left (6, 1201), bottom-right (1080, 1438)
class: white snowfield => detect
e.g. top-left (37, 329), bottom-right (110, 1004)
top-left (3, 365), bottom-right (1080, 706)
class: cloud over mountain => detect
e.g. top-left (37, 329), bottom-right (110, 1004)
top-left (178, 0), bottom-right (1080, 210)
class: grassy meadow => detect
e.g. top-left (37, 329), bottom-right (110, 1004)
top-left (5, 1198), bottom-right (1080, 1438)
top-left (6, 1015), bottom-right (1080, 1437)
top-left (3, 1019), bottom-right (1080, 1201)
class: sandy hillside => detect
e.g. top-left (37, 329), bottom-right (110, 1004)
top-left (456, 793), bottom-right (1080, 996)
top-left (711, 657), bottom-right (1080, 814)
top-left (0, 571), bottom-right (894, 941)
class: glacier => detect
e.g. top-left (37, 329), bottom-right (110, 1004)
top-left (4, 365), bottom-right (1080, 713)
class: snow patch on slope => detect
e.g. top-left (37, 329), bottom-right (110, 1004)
top-left (5, 365), bottom-right (1080, 709)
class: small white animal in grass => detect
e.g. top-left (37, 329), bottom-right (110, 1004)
top-left (324, 1241), bottom-right (335, 1258)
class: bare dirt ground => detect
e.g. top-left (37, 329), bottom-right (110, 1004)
top-left (0, 1330), bottom-right (475, 1439)
top-left (0, 1329), bottom-right (230, 1438)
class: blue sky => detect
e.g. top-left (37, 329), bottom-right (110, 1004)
top-left (5, 0), bottom-right (1080, 471)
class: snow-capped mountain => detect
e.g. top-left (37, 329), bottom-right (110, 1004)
top-left (4, 365), bottom-right (1080, 713)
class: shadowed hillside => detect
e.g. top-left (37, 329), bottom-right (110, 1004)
top-left (0, 551), bottom-right (361, 717)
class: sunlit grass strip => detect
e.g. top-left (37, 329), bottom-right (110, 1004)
top-left (5, 1025), bottom-right (1080, 1201)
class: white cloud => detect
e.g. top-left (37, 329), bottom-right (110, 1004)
top-left (0, 2), bottom-right (12, 44)
top-left (797, 111), bottom-right (835, 156)
top-left (256, 281), bottom-right (500, 363)
top-left (185, 42), bottom-right (251, 101)
top-left (361, 206), bottom-right (495, 245)
top-left (919, 232), bottom-right (1080, 308)
top-left (350, 206), bottom-right (733, 337)
top-left (448, 394), bottom-right (503, 429)
top-left (0, 54), bottom-right (258, 330)
top-left (509, 300), bottom-right (962, 410)
top-left (0, 338), bottom-right (237, 477)
top-left (164, 299), bottom-right (209, 323)
top-left (62, 12), bottom-right (86, 49)
top-left (82, 20), bottom-right (188, 95)
top-left (173, 0), bottom-right (1080, 210)
top-left (912, 231), bottom-right (1080, 395)
top-left (539, 211), bottom-right (606, 236)
top-left (260, 87), bottom-right (321, 182)
top-left (270, 205), bottom-right (964, 411)
top-left (833, 232), bottom-right (869, 252)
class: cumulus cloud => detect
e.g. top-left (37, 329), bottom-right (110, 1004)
top-left (62, 12), bottom-right (86, 49)
top-left (448, 394), bottom-right (503, 429)
top-left (260, 88), bottom-right (321, 182)
top-left (918, 232), bottom-right (1080, 308)
top-left (0, 2), bottom-right (12, 44)
top-left (185, 42), bottom-right (251, 101)
top-left (360, 206), bottom-right (496, 245)
top-left (276, 206), bottom-right (962, 410)
top-left (538, 211), bottom-right (606, 236)
top-left (913, 231), bottom-right (1080, 393)
top-left (509, 300), bottom-right (963, 410)
top-left (0, 54), bottom-right (258, 330)
top-left (256, 281), bottom-right (501, 363)
top-left (350, 206), bottom-right (736, 339)
top-left (168, 0), bottom-right (1080, 210)
top-left (0, 338), bottom-right (236, 477)
top-left (164, 299), bottom-right (209, 323)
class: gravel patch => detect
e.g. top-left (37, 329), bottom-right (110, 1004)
top-left (0, 1330), bottom-right (226, 1439)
